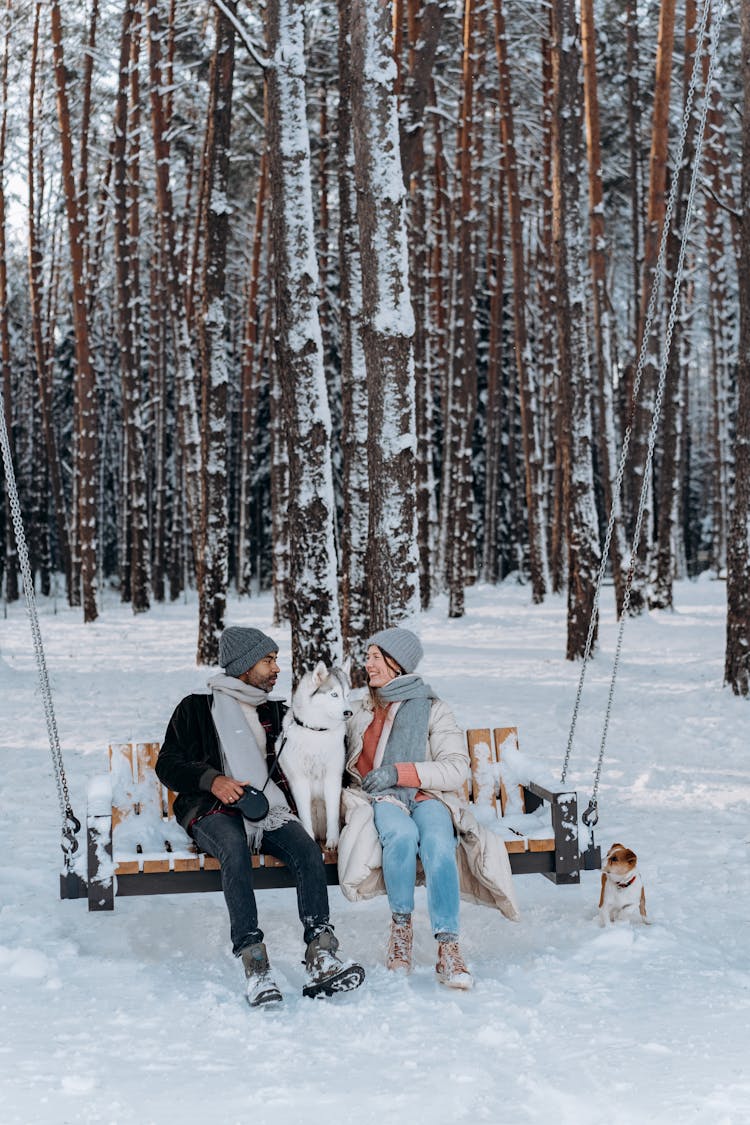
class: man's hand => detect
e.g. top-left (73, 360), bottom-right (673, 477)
top-left (362, 765), bottom-right (399, 794)
top-left (210, 776), bottom-right (247, 804)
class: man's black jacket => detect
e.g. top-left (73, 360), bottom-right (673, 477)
top-left (156, 693), bottom-right (287, 832)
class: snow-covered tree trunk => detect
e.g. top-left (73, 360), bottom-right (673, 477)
top-left (401, 0), bottom-right (444, 611)
top-left (196, 1), bottom-right (234, 665)
top-left (580, 0), bottom-right (627, 617)
top-left (725, 0), bottom-right (750, 697)
top-left (704, 53), bottom-right (735, 576)
top-left (440, 0), bottom-right (479, 620)
top-left (266, 0), bottom-right (342, 682)
top-left (629, 0), bottom-right (676, 614)
top-left (237, 149), bottom-right (268, 597)
top-left (113, 0), bottom-right (150, 614)
top-left (0, 3), bottom-right (17, 602)
top-left (27, 5), bottom-right (72, 600)
top-left (651, 1), bottom-right (699, 612)
top-left (492, 0), bottom-right (548, 604)
top-left (50, 0), bottom-right (99, 623)
top-left (145, 0), bottom-right (201, 578)
top-left (349, 0), bottom-right (419, 631)
top-left (337, 0), bottom-right (369, 663)
top-left (550, 0), bottom-right (600, 661)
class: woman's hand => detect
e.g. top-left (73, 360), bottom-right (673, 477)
top-left (210, 775), bottom-right (247, 804)
top-left (362, 765), bottom-right (398, 793)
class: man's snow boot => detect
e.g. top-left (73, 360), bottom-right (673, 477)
top-left (302, 928), bottom-right (365, 999)
top-left (240, 942), bottom-right (283, 1007)
top-left (386, 913), bottom-right (413, 973)
top-left (435, 938), bottom-right (473, 991)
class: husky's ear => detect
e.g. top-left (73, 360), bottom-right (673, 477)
top-left (341, 655), bottom-right (352, 681)
top-left (311, 661), bottom-right (329, 689)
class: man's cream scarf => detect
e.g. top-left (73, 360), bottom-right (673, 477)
top-left (208, 674), bottom-right (295, 846)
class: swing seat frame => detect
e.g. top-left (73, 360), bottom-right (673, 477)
top-left (61, 726), bottom-right (595, 911)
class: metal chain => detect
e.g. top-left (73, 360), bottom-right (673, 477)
top-left (562, 0), bottom-right (725, 812)
top-left (0, 387), bottom-right (80, 860)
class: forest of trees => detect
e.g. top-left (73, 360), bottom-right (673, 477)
top-left (0, 0), bottom-right (747, 693)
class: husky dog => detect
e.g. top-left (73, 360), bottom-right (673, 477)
top-left (279, 661), bottom-right (352, 851)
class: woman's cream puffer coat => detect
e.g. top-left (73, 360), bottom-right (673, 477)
top-left (337, 693), bottom-right (520, 922)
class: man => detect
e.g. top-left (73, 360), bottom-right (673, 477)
top-left (156, 625), bottom-right (365, 1007)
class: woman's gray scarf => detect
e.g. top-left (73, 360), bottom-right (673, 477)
top-left (208, 674), bottom-right (295, 848)
top-left (373, 675), bottom-right (435, 808)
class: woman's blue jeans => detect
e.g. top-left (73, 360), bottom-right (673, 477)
top-left (373, 798), bottom-right (460, 936)
top-left (191, 811), bottom-right (331, 956)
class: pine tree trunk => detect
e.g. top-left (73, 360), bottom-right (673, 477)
top-left (580, 0), bottom-right (627, 616)
top-left (629, 0), bottom-right (676, 614)
top-left (266, 0), bottom-right (342, 682)
top-left (402, 0), bottom-right (444, 610)
top-left (725, 0), bottom-right (750, 696)
top-left (196, 0), bottom-right (235, 666)
top-left (113, 0), bottom-right (150, 614)
top-left (482, 170), bottom-right (504, 583)
top-left (27, 10), bottom-right (71, 598)
top-left (237, 149), bottom-right (268, 597)
top-left (0, 4), bottom-right (17, 601)
top-left (349, 0), bottom-right (419, 631)
top-left (337, 0), bottom-right (369, 661)
top-left (493, 0), bottom-right (547, 603)
top-left (443, 0), bottom-right (479, 619)
top-left (550, 0), bottom-right (600, 661)
top-left (145, 0), bottom-right (201, 576)
top-left (50, 0), bottom-right (98, 622)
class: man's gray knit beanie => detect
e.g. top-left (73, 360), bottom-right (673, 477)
top-left (219, 626), bottom-right (278, 677)
top-left (366, 627), bottom-right (424, 674)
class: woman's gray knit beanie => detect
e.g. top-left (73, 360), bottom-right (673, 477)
top-left (219, 626), bottom-right (278, 677)
top-left (366, 627), bottom-right (424, 673)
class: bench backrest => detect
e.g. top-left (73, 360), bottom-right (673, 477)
top-left (109, 727), bottom-right (520, 826)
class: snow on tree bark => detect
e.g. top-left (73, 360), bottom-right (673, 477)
top-left (196, 1), bottom-right (235, 666)
top-left (113, 0), bottom-right (150, 615)
top-left (492, 0), bottom-right (548, 605)
top-left (145, 0), bottom-right (202, 579)
top-left (550, 0), bottom-right (601, 661)
top-left (725, 0), bottom-right (750, 697)
top-left (349, 0), bottom-right (419, 632)
top-left (50, 0), bottom-right (99, 623)
top-left (266, 0), bottom-right (342, 683)
top-left (337, 0), bottom-right (369, 662)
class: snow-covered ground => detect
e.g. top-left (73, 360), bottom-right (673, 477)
top-left (1, 578), bottom-right (748, 1125)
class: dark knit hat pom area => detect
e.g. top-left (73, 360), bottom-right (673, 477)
top-left (365, 627), bottom-right (424, 674)
top-left (219, 626), bottom-right (279, 677)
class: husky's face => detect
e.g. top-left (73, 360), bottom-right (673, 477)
top-left (297, 661), bottom-right (353, 727)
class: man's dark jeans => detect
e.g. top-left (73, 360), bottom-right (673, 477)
top-left (191, 811), bottom-right (331, 955)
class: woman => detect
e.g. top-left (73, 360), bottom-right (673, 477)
top-left (338, 627), bottom-right (520, 989)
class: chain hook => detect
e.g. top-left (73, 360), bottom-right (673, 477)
top-left (62, 809), bottom-right (82, 861)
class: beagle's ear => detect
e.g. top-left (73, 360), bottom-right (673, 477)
top-left (311, 661), bottom-right (329, 689)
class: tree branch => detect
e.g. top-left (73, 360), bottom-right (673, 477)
top-left (211, 0), bottom-right (268, 70)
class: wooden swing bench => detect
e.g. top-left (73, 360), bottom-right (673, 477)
top-left (77, 727), bottom-right (584, 911)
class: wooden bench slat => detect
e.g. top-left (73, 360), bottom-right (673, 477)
top-left (142, 858), bottom-right (171, 873)
top-left (492, 726), bottom-right (522, 814)
top-left (115, 859), bottom-right (140, 875)
top-left (467, 728), bottom-right (497, 810)
top-left (173, 856), bottom-right (202, 872)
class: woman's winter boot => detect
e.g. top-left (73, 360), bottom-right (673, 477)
top-left (386, 913), bottom-right (413, 973)
top-left (302, 928), bottom-right (365, 998)
top-left (240, 942), bottom-right (283, 1007)
top-left (435, 937), bottom-right (473, 990)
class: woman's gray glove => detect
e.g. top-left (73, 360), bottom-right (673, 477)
top-left (362, 765), bottom-right (399, 793)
